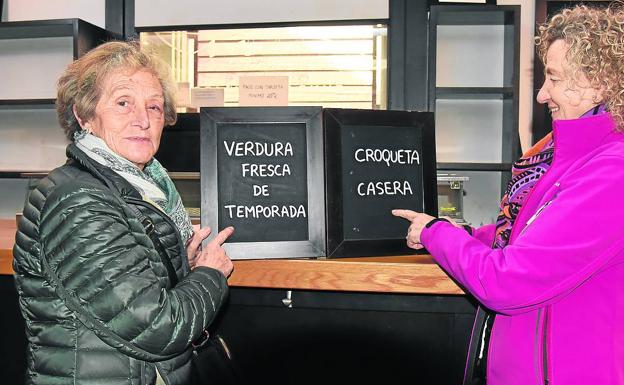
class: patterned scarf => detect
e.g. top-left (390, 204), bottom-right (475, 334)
top-left (493, 134), bottom-right (554, 248)
top-left (74, 131), bottom-right (194, 244)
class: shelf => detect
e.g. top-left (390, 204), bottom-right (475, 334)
top-left (435, 6), bottom-right (517, 26)
top-left (437, 163), bottom-right (512, 172)
top-left (0, 171), bottom-right (49, 179)
top-left (168, 172), bottom-right (200, 180)
top-left (0, 19), bottom-right (121, 58)
top-left (0, 19), bottom-right (77, 39)
top-left (0, 99), bottom-right (56, 110)
top-left (435, 87), bottom-right (513, 100)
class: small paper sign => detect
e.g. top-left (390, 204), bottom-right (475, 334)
top-left (239, 76), bottom-right (289, 106)
top-left (191, 88), bottom-right (225, 107)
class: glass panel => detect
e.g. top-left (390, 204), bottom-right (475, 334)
top-left (436, 24), bottom-right (505, 87)
top-left (140, 24), bottom-right (387, 110)
top-left (440, 171), bottom-right (503, 227)
top-left (435, 99), bottom-right (503, 163)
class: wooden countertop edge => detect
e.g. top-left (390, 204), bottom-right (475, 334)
top-left (0, 249), bottom-right (14, 275)
top-left (227, 258), bottom-right (464, 295)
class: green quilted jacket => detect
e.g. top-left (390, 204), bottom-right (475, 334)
top-left (13, 144), bottom-right (229, 385)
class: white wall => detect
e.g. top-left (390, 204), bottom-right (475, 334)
top-left (135, 0), bottom-right (388, 27)
top-left (5, 0), bottom-right (106, 28)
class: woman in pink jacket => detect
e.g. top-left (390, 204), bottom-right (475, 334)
top-left (394, 5), bottom-right (624, 385)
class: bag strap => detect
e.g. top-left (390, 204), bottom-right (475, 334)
top-left (128, 202), bottom-right (216, 353)
top-left (127, 204), bottom-right (179, 288)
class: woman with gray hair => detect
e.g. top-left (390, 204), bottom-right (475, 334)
top-left (13, 40), bottom-right (233, 385)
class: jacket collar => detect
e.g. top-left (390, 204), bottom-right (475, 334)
top-left (66, 143), bottom-right (142, 200)
top-left (552, 113), bottom-right (623, 162)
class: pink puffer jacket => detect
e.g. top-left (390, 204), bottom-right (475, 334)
top-left (422, 113), bottom-right (624, 385)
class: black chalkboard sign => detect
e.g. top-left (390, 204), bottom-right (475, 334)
top-left (200, 107), bottom-right (325, 259)
top-left (324, 109), bottom-right (437, 258)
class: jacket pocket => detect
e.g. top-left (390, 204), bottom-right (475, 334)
top-left (535, 307), bottom-right (551, 385)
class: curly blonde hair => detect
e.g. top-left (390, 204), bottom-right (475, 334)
top-left (56, 40), bottom-right (177, 140)
top-left (536, 3), bottom-right (624, 130)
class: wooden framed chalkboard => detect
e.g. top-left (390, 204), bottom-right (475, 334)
top-left (200, 107), bottom-right (326, 259)
top-left (324, 108), bottom-right (437, 258)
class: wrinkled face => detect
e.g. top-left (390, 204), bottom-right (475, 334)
top-left (536, 39), bottom-right (603, 121)
top-left (81, 69), bottom-right (165, 169)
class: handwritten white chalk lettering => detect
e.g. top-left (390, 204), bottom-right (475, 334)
top-left (223, 141), bottom-right (294, 157)
top-left (357, 180), bottom-right (414, 196)
top-left (224, 204), bottom-right (307, 219)
top-left (354, 148), bottom-right (420, 167)
top-left (241, 163), bottom-right (291, 178)
top-left (221, 136), bottom-right (305, 219)
top-left (253, 185), bottom-right (270, 196)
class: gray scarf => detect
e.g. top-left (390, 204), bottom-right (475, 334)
top-left (74, 131), bottom-right (194, 243)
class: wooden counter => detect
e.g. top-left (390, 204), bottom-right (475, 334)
top-left (0, 219), bottom-right (463, 294)
top-left (0, 219), bottom-right (15, 275)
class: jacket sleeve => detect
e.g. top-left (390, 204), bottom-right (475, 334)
top-left (38, 182), bottom-right (228, 362)
top-left (421, 155), bottom-right (624, 315)
top-left (469, 223), bottom-right (496, 246)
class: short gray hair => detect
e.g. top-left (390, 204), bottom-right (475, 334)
top-left (56, 40), bottom-right (177, 140)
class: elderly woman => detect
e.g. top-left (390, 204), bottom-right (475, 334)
top-left (394, 5), bottom-right (624, 385)
top-left (13, 41), bottom-right (233, 385)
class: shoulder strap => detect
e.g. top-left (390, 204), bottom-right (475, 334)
top-left (68, 148), bottom-right (181, 288)
top-left (127, 204), bottom-right (179, 288)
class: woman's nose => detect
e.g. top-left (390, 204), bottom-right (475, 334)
top-left (536, 84), bottom-right (549, 104)
top-left (133, 106), bottom-right (150, 129)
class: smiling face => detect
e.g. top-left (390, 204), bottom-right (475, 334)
top-left (80, 69), bottom-right (165, 169)
top-left (536, 39), bottom-right (604, 121)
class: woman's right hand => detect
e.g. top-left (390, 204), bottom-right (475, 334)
top-left (194, 226), bottom-right (235, 277)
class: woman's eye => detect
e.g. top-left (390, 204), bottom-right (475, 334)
top-left (117, 100), bottom-right (129, 107)
top-left (148, 105), bottom-right (163, 112)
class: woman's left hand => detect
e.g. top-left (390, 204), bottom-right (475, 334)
top-left (392, 209), bottom-right (436, 249)
top-left (186, 224), bottom-right (211, 269)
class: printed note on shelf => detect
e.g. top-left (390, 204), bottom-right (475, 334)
top-left (191, 88), bottom-right (225, 108)
top-left (239, 76), bottom-right (289, 106)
